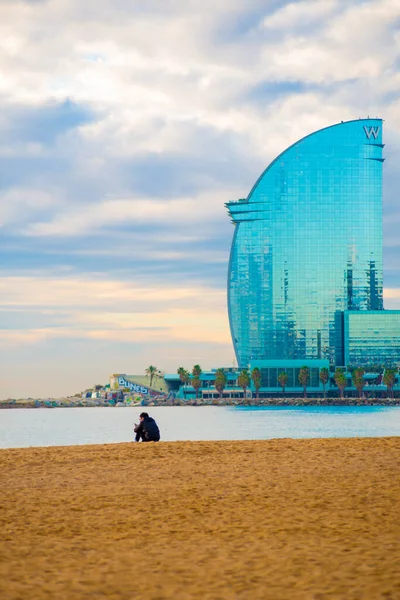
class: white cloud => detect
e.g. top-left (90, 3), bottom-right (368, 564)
top-left (1, 0), bottom-right (399, 169)
top-left (260, 0), bottom-right (400, 83)
top-left (261, 0), bottom-right (339, 30)
top-left (22, 188), bottom-right (236, 236)
top-left (0, 188), bottom-right (60, 228)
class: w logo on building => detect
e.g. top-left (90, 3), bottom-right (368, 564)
top-left (363, 125), bottom-right (380, 140)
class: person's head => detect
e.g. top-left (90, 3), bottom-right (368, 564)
top-left (139, 412), bottom-right (149, 421)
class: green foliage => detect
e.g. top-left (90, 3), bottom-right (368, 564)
top-left (334, 368), bottom-right (347, 398)
top-left (352, 368), bottom-right (365, 398)
top-left (251, 367), bottom-right (262, 398)
top-left (237, 369), bottom-right (250, 396)
top-left (177, 367), bottom-right (190, 385)
top-left (145, 365), bottom-right (161, 388)
top-left (298, 366), bottom-right (310, 398)
top-left (190, 365), bottom-right (203, 398)
top-left (319, 368), bottom-right (329, 385)
top-left (192, 364), bottom-right (202, 378)
top-left (179, 368), bottom-right (191, 385)
top-left (191, 376), bottom-right (202, 399)
top-left (319, 367), bottom-right (330, 399)
top-left (383, 368), bottom-right (397, 399)
top-left (278, 371), bottom-right (288, 392)
top-left (214, 368), bottom-right (227, 398)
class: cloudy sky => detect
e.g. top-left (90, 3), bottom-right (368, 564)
top-left (1, 0), bottom-right (400, 398)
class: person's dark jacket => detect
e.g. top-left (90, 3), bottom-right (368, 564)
top-left (134, 417), bottom-right (160, 442)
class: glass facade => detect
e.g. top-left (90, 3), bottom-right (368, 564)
top-left (250, 359), bottom-right (329, 390)
top-left (344, 311), bottom-right (400, 367)
top-left (227, 119), bottom-right (383, 367)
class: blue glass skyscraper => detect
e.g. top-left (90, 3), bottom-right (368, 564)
top-left (226, 119), bottom-right (384, 367)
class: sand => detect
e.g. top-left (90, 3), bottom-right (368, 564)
top-left (0, 438), bottom-right (399, 600)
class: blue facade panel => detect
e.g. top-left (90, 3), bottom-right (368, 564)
top-left (227, 119), bottom-right (383, 367)
top-left (344, 310), bottom-right (400, 367)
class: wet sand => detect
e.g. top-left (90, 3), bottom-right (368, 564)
top-left (0, 438), bottom-right (399, 600)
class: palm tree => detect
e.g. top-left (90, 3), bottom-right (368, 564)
top-left (192, 364), bottom-right (202, 378)
top-left (177, 367), bottom-right (190, 399)
top-left (237, 369), bottom-right (250, 398)
top-left (298, 366), bottom-right (310, 399)
top-left (145, 365), bottom-right (160, 388)
top-left (352, 368), bottom-right (365, 398)
top-left (334, 368), bottom-right (347, 399)
top-left (214, 368), bottom-right (227, 399)
top-left (192, 377), bottom-right (202, 399)
top-left (251, 367), bottom-right (262, 400)
top-left (278, 371), bottom-right (288, 395)
top-left (319, 367), bottom-right (329, 399)
top-left (177, 367), bottom-right (188, 385)
top-left (383, 368), bottom-right (397, 399)
top-left (190, 365), bottom-right (203, 399)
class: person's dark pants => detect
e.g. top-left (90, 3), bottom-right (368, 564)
top-left (136, 432), bottom-right (160, 442)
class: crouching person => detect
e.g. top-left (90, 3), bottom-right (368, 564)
top-left (134, 412), bottom-right (160, 442)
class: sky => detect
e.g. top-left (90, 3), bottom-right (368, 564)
top-left (1, 0), bottom-right (400, 398)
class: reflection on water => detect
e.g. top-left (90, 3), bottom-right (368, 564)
top-left (0, 405), bottom-right (399, 449)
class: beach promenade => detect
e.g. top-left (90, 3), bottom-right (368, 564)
top-left (0, 438), bottom-right (399, 599)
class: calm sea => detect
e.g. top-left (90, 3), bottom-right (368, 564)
top-left (0, 405), bottom-right (399, 449)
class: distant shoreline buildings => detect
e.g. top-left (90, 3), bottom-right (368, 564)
top-left (112, 119), bottom-right (400, 399)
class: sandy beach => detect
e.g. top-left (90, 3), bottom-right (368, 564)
top-left (0, 438), bottom-right (399, 600)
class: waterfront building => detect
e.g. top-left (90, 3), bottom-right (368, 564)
top-left (249, 359), bottom-right (329, 392)
top-left (164, 365), bottom-right (330, 398)
top-left (226, 118), bottom-right (389, 368)
top-left (163, 363), bottom-right (399, 399)
top-left (344, 310), bottom-right (400, 367)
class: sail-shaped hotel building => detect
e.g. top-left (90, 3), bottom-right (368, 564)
top-left (226, 119), bottom-right (400, 374)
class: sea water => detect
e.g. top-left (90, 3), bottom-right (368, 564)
top-left (0, 405), bottom-right (399, 448)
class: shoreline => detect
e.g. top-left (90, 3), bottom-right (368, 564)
top-left (1, 437), bottom-right (399, 599)
top-left (1, 396), bottom-right (400, 408)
